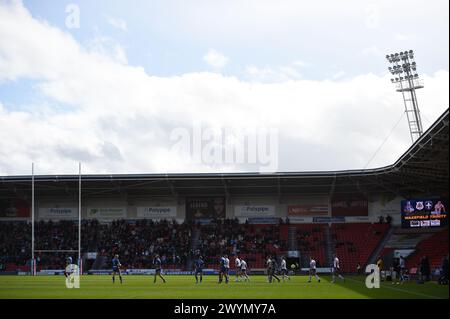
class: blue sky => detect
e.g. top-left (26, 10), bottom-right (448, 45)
top-left (0, 0), bottom-right (448, 175)
top-left (20, 0), bottom-right (450, 78)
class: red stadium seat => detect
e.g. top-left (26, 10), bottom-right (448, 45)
top-left (406, 228), bottom-right (449, 270)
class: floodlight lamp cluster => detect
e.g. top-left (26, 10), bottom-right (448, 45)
top-left (386, 50), bottom-right (414, 62)
top-left (386, 50), bottom-right (419, 83)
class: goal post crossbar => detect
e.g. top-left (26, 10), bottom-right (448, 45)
top-left (34, 250), bottom-right (79, 253)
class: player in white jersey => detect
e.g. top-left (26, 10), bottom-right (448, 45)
top-left (240, 259), bottom-right (250, 281)
top-left (64, 256), bottom-right (73, 278)
top-left (224, 255), bottom-right (230, 275)
top-left (235, 256), bottom-right (242, 282)
top-left (308, 257), bottom-right (321, 283)
top-left (399, 256), bottom-right (406, 284)
top-left (331, 254), bottom-right (345, 283)
top-left (280, 257), bottom-right (290, 281)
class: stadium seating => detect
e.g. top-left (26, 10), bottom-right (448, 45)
top-left (0, 219), bottom-right (191, 271)
top-left (406, 228), bottom-right (449, 270)
top-left (331, 223), bottom-right (389, 272)
top-left (0, 219), bottom-right (398, 273)
top-left (0, 221), bottom-right (30, 268)
top-left (197, 221), bottom-right (288, 269)
top-left (292, 224), bottom-right (326, 267)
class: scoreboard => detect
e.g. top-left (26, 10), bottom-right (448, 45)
top-left (401, 199), bottom-right (448, 228)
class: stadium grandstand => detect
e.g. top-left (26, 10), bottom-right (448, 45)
top-left (0, 109), bottom-right (448, 279)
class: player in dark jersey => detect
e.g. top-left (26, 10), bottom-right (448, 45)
top-left (153, 254), bottom-right (166, 283)
top-left (267, 255), bottom-right (280, 283)
top-left (399, 255), bottom-right (406, 284)
top-left (194, 255), bottom-right (205, 284)
top-left (112, 254), bottom-right (123, 284)
top-left (218, 255), bottom-right (229, 284)
top-left (392, 257), bottom-right (401, 285)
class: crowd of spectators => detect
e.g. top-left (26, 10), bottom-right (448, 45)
top-left (0, 219), bottom-right (193, 270)
top-left (0, 218), bottom-right (289, 270)
top-left (196, 219), bottom-right (287, 265)
top-left (377, 214), bottom-right (392, 225)
top-left (296, 227), bottom-right (325, 256)
top-left (0, 221), bottom-right (30, 267)
top-left (96, 219), bottom-right (192, 268)
top-left (1, 219), bottom-right (448, 278)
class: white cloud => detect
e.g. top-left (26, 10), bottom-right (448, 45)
top-left (244, 61), bottom-right (306, 83)
top-left (203, 49), bottom-right (229, 68)
top-left (0, 1), bottom-right (448, 176)
top-left (362, 46), bottom-right (384, 57)
top-left (244, 65), bottom-right (288, 83)
top-left (88, 36), bottom-right (128, 65)
top-left (332, 70), bottom-right (346, 80)
top-left (292, 60), bottom-right (311, 68)
top-left (364, 4), bottom-right (381, 29)
top-left (394, 33), bottom-right (414, 41)
top-left (106, 15), bottom-right (128, 31)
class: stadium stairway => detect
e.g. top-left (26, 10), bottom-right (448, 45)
top-left (330, 223), bottom-right (390, 272)
top-left (324, 225), bottom-right (334, 267)
top-left (367, 225), bottom-right (395, 265)
top-left (186, 227), bottom-right (202, 270)
top-left (378, 228), bottom-right (436, 268)
top-left (287, 226), bottom-right (298, 251)
top-left (383, 228), bottom-right (435, 250)
top-left (291, 224), bottom-right (327, 267)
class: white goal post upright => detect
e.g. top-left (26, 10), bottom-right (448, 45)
top-left (31, 163), bottom-right (35, 276)
top-left (78, 162), bottom-right (82, 275)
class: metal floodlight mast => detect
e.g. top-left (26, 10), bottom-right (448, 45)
top-left (386, 50), bottom-right (424, 143)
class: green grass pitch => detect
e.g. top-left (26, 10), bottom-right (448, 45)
top-left (0, 275), bottom-right (448, 299)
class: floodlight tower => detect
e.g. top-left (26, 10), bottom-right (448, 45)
top-left (386, 50), bottom-right (424, 143)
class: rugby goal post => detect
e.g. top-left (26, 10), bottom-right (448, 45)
top-left (30, 163), bottom-right (83, 276)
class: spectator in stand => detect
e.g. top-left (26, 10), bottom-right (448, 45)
top-left (392, 257), bottom-right (401, 284)
top-left (424, 256), bottom-right (431, 281)
top-left (418, 256), bottom-right (431, 283)
top-left (356, 262), bottom-right (362, 275)
top-left (378, 215), bottom-right (385, 224)
top-left (376, 257), bottom-right (384, 281)
top-left (385, 215), bottom-right (392, 226)
top-left (418, 256), bottom-right (425, 283)
top-left (439, 255), bottom-right (449, 285)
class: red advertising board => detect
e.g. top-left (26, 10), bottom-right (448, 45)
top-left (0, 199), bottom-right (30, 217)
top-left (331, 198), bottom-right (368, 216)
top-left (287, 205), bottom-right (328, 216)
